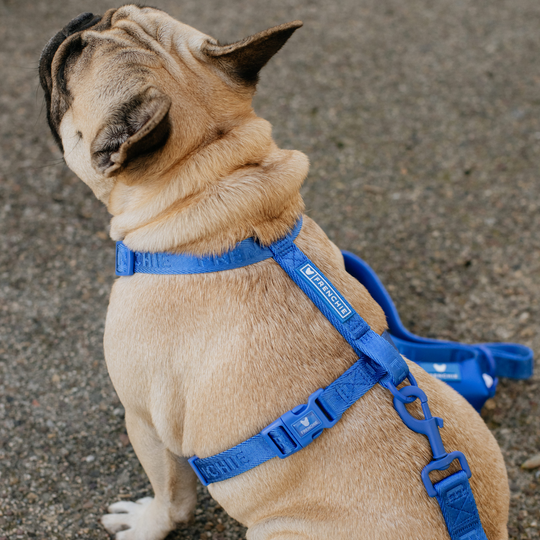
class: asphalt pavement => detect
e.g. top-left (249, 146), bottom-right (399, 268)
top-left (0, 0), bottom-right (539, 538)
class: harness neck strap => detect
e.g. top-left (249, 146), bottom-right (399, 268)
top-left (115, 219), bottom-right (303, 276)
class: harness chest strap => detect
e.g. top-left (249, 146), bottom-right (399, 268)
top-left (115, 218), bottom-right (488, 540)
top-left (189, 351), bottom-right (385, 483)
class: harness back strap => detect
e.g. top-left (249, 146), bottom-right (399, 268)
top-left (268, 232), bottom-right (409, 387)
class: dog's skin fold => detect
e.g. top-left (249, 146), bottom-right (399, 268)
top-left (39, 5), bottom-right (509, 540)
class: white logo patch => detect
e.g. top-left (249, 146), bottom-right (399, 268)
top-left (297, 263), bottom-right (353, 321)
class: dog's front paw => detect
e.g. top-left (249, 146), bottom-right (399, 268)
top-left (101, 497), bottom-right (173, 540)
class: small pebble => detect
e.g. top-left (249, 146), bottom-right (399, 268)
top-left (522, 454), bottom-right (540, 470)
top-left (483, 399), bottom-right (496, 411)
top-left (119, 433), bottom-right (130, 447)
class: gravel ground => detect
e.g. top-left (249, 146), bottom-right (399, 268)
top-left (1, 0), bottom-right (539, 538)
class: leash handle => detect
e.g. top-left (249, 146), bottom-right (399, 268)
top-left (341, 250), bottom-right (533, 379)
top-left (342, 251), bottom-right (534, 410)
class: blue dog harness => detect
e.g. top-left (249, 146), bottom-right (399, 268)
top-left (115, 218), bottom-right (533, 540)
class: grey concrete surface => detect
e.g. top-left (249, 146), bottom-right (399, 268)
top-left (0, 0), bottom-right (539, 538)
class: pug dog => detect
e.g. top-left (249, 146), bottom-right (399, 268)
top-left (39, 5), bottom-right (510, 540)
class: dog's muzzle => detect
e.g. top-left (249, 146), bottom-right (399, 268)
top-left (38, 12), bottom-right (104, 150)
top-left (39, 12), bottom-right (101, 83)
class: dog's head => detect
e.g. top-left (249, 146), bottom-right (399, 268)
top-left (39, 5), bottom-right (302, 204)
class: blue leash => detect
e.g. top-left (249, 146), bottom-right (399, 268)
top-left (115, 218), bottom-right (532, 539)
top-left (341, 252), bottom-right (534, 411)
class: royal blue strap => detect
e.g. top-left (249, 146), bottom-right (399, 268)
top-left (268, 237), bottom-right (409, 388)
top-left (188, 354), bottom-right (385, 485)
top-left (434, 471), bottom-right (488, 540)
top-left (115, 220), bottom-right (303, 276)
top-left (475, 343), bottom-right (534, 379)
top-left (189, 431), bottom-right (284, 486)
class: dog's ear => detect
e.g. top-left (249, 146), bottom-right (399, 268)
top-left (202, 20), bottom-right (302, 86)
top-left (91, 87), bottom-right (172, 177)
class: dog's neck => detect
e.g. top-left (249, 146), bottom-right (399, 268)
top-left (107, 117), bottom-right (309, 255)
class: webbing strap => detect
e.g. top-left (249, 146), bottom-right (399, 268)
top-left (188, 348), bottom-right (385, 485)
top-left (188, 432), bottom-right (280, 485)
top-left (434, 471), bottom-right (488, 540)
top-left (115, 220), bottom-right (303, 276)
top-left (268, 236), bottom-right (409, 387)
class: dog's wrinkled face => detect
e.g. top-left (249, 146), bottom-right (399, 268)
top-left (39, 5), bottom-right (301, 203)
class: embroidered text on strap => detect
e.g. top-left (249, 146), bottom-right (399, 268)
top-left (115, 219), bottom-right (303, 276)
